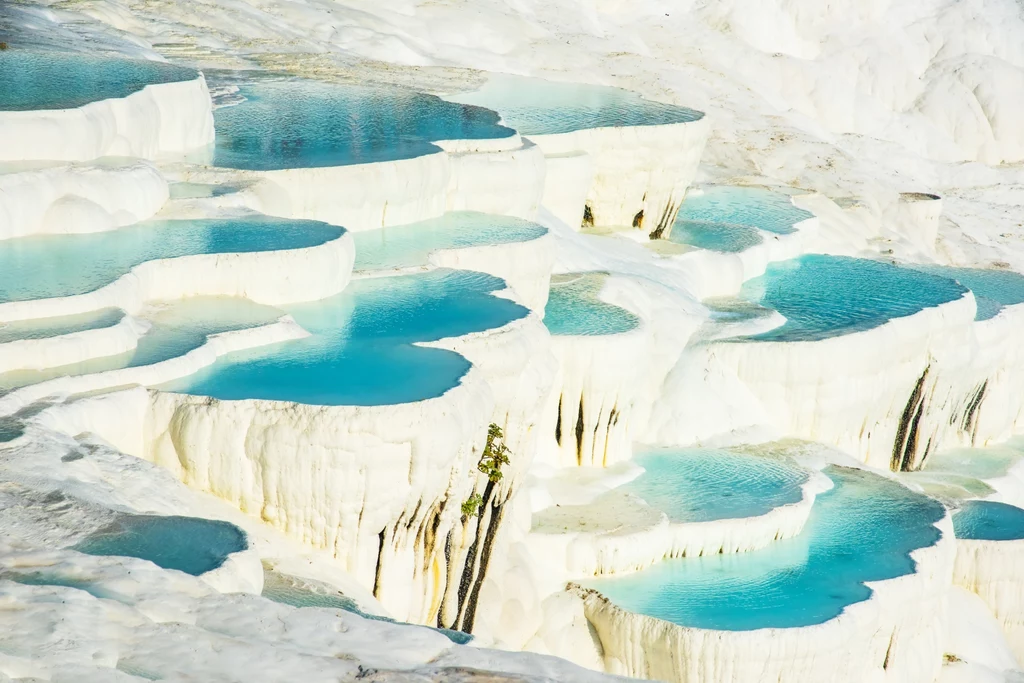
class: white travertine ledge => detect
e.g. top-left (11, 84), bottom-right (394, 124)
top-left (0, 75), bottom-right (215, 163)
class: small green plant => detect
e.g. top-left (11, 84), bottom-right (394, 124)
top-left (478, 423), bottom-right (511, 483)
top-left (461, 493), bottom-right (483, 518)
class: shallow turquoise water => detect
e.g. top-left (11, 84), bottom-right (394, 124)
top-left (448, 74), bottom-right (702, 136)
top-left (738, 255), bottom-right (968, 342)
top-left (543, 273), bottom-right (639, 336)
top-left (582, 466), bottom-right (945, 630)
top-left (0, 308), bottom-right (124, 344)
top-left (0, 216), bottom-right (343, 304)
top-left (0, 51), bottom-right (197, 111)
top-left (165, 270), bottom-right (528, 406)
top-left (953, 501), bottom-right (1024, 541)
top-left (213, 79), bottom-right (515, 171)
top-left (262, 569), bottom-right (473, 644)
top-left (907, 265), bottom-right (1024, 321)
top-left (353, 212), bottom-right (547, 272)
top-left (669, 187), bottom-right (812, 253)
top-left (670, 220), bottom-right (763, 253)
top-left (676, 187), bottom-right (811, 236)
top-left (624, 447), bottom-right (807, 523)
top-left (72, 514), bottom-right (247, 576)
top-left (0, 297), bottom-right (284, 392)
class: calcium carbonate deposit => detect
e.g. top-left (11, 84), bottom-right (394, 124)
top-left (4, 0), bottom-right (1024, 681)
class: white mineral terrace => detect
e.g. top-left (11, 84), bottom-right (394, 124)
top-left (3, 1), bottom-right (1024, 682)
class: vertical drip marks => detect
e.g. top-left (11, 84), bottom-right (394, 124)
top-left (582, 205), bottom-right (594, 228)
top-left (648, 197), bottom-right (680, 240)
top-left (891, 365), bottom-right (930, 472)
top-left (603, 405), bottom-right (619, 468)
top-left (555, 394), bottom-right (563, 446)
top-left (575, 397), bottom-right (585, 466)
top-left (372, 528), bottom-right (387, 598)
top-left (632, 209), bottom-right (644, 229)
top-left (437, 530), bottom-right (453, 629)
top-left (961, 379), bottom-right (988, 443)
top-left (461, 489), bottom-right (506, 634)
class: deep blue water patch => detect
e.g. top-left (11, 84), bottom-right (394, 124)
top-left (353, 212), bottom-right (547, 272)
top-left (952, 500), bottom-right (1024, 541)
top-left (543, 273), bottom-right (639, 336)
top-left (582, 466), bottom-right (945, 630)
top-left (0, 216), bottom-right (343, 304)
top-left (737, 255), bottom-right (968, 342)
top-left (448, 74), bottom-right (702, 136)
top-left (72, 514), bottom-right (247, 576)
top-left (165, 270), bottom-right (528, 406)
top-left (212, 79), bottom-right (515, 171)
top-left (624, 447), bottom-right (807, 523)
top-left (0, 50), bottom-right (197, 111)
top-left (906, 265), bottom-right (1024, 321)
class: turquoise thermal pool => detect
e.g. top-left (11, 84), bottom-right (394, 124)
top-left (72, 514), bottom-right (248, 576)
top-left (212, 79), bottom-right (515, 171)
top-left (734, 255), bottom-right (969, 342)
top-left (624, 447), bottom-right (808, 523)
top-left (908, 265), bottom-right (1024, 321)
top-left (952, 501), bottom-right (1024, 541)
top-left (0, 297), bottom-right (285, 392)
top-left (582, 466), bottom-right (945, 630)
top-left (0, 308), bottom-right (124, 345)
top-left (0, 51), bottom-right (197, 111)
top-left (0, 216), bottom-right (343, 304)
top-left (353, 212), bottom-right (547, 272)
top-left (447, 74), bottom-right (702, 135)
top-left (543, 273), bottom-right (640, 336)
top-left (164, 270), bottom-right (528, 406)
top-left (668, 186), bottom-right (812, 253)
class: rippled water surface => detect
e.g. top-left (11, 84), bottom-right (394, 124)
top-left (953, 500), bottom-right (1024, 541)
top-left (907, 265), bottom-right (1024, 321)
top-left (447, 74), bottom-right (702, 136)
top-left (737, 255), bottom-right (968, 342)
top-left (624, 447), bottom-right (808, 522)
top-left (213, 79), bottom-right (514, 171)
top-left (0, 51), bottom-right (197, 111)
top-left (668, 186), bottom-right (812, 253)
top-left (0, 216), bottom-right (343, 304)
top-left (543, 273), bottom-right (639, 336)
top-left (72, 514), bottom-right (247, 576)
top-left (165, 270), bottom-right (527, 406)
top-left (582, 467), bottom-right (945, 630)
top-left (354, 212), bottom-right (546, 272)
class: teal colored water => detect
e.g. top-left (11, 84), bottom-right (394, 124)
top-left (583, 467), bottom-right (945, 630)
top-left (670, 220), bottom-right (763, 253)
top-left (544, 273), bottom-right (640, 336)
top-left (907, 265), bottom-right (1024, 321)
top-left (675, 187), bottom-right (812, 237)
top-left (625, 447), bottom-right (808, 523)
top-left (0, 308), bottom-right (124, 344)
top-left (738, 255), bottom-right (968, 342)
top-left (448, 74), bottom-right (702, 136)
top-left (353, 212), bottom-right (547, 272)
top-left (72, 514), bottom-right (247, 576)
top-left (0, 216), bottom-right (343, 304)
top-left (0, 297), bottom-right (284, 392)
top-left (262, 570), bottom-right (473, 644)
top-left (164, 270), bottom-right (527, 406)
top-left (212, 79), bottom-right (514, 171)
top-left (0, 51), bottom-right (197, 111)
top-left (953, 501), bottom-right (1024, 541)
